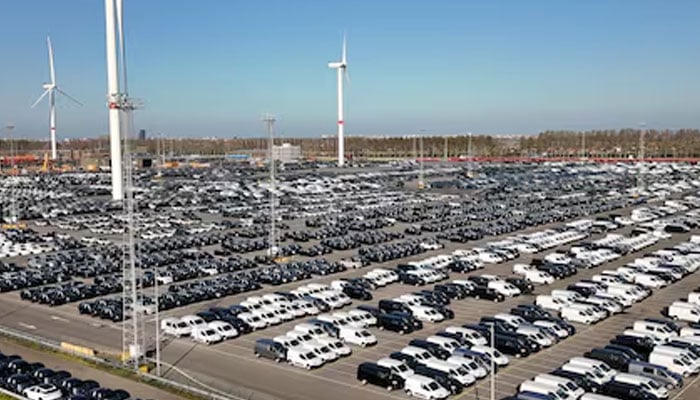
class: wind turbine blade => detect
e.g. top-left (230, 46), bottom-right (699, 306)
top-left (115, 0), bottom-right (128, 93)
top-left (31, 89), bottom-right (50, 108)
top-left (55, 88), bottom-right (83, 106)
top-left (47, 36), bottom-right (56, 85)
top-left (341, 33), bottom-right (347, 65)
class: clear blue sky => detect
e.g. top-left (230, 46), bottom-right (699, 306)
top-left (1, 0), bottom-right (699, 139)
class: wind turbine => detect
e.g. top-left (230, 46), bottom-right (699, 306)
top-left (31, 36), bottom-right (81, 160)
top-left (328, 34), bottom-right (349, 167)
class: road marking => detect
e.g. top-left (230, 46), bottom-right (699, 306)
top-left (671, 372), bottom-right (700, 400)
top-left (18, 322), bottom-right (36, 330)
top-left (50, 315), bottom-right (69, 322)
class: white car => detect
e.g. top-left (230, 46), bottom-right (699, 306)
top-left (208, 321), bottom-right (238, 340)
top-left (23, 384), bottom-right (62, 400)
top-left (339, 326), bottom-right (377, 347)
top-left (191, 326), bottom-right (223, 345)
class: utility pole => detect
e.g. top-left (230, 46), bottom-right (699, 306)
top-left (467, 132), bottom-right (474, 178)
top-left (638, 122), bottom-right (646, 191)
top-left (580, 131), bottom-right (586, 161)
top-left (490, 323), bottom-right (495, 400)
top-left (263, 114), bottom-right (277, 257)
top-left (443, 136), bottom-right (448, 161)
top-left (419, 135), bottom-right (425, 189)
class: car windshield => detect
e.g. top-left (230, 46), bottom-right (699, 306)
top-left (648, 380), bottom-right (661, 389)
top-left (359, 331), bottom-right (372, 337)
top-left (427, 382), bottom-right (440, 390)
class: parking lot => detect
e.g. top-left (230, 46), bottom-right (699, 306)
top-left (0, 162), bottom-right (698, 400)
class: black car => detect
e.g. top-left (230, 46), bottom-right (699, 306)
top-left (470, 286), bottom-right (504, 302)
top-left (343, 285), bottom-right (372, 300)
top-left (408, 339), bottom-right (450, 360)
top-left (390, 312), bottom-right (423, 330)
top-left (376, 313), bottom-right (414, 335)
top-left (413, 365), bottom-right (465, 394)
top-left (584, 348), bottom-right (631, 371)
top-left (389, 352), bottom-right (421, 369)
top-left (551, 369), bottom-right (600, 392)
top-left (493, 333), bottom-right (531, 358)
top-left (434, 284), bottom-right (466, 299)
top-left (378, 299), bottom-right (412, 315)
top-left (604, 344), bottom-right (644, 361)
top-left (506, 277), bottom-right (534, 294)
top-left (356, 362), bottom-right (404, 391)
top-left (610, 335), bottom-right (655, 356)
top-left (357, 305), bottom-right (384, 319)
top-left (600, 380), bottom-right (658, 400)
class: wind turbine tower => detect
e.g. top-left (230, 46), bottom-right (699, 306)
top-left (328, 35), bottom-right (349, 167)
top-left (32, 36), bottom-right (81, 160)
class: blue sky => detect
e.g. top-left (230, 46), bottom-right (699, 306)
top-left (1, 0), bottom-right (699, 139)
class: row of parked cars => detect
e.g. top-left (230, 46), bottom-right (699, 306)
top-left (352, 300), bottom-right (579, 398)
top-left (510, 239), bottom-right (700, 400)
top-left (0, 351), bottom-right (141, 400)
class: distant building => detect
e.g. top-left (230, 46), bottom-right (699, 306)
top-left (272, 143), bottom-right (301, 163)
top-left (138, 129), bottom-right (146, 140)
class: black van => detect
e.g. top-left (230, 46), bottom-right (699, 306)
top-left (390, 312), bottom-right (423, 330)
top-left (254, 339), bottom-right (287, 362)
top-left (494, 333), bottom-right (530, 358)
top-left (471, 286), bottom-right (504, 302)
top-left (343, 285), bottom-right (372, 300)
top-left (408, 339), bottom-right (450, 360)
top-left (584, 348), bottom-right (631, 371)
top-left (356, 362), bottom-right (404, 391)
top-left (377, 313), bottom-right (414, 334)
top-left (610, 335), bottom-right (655, 356)
top-left (413, 365), bottom-right (464, 394)
top-left (378, 299), bottom-right (412, 315)
top-left (600, 381), bottom-right (658, 400)
top-left (550, 369), bottom-right (600, 392)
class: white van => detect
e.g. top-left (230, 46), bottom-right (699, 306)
top-left (426, 336), bottom-right (460, 352)
top-left (339, 326), bottom-right (376, 347)
top-left (525, 270), bottom-right (555, 285)
top-left (535, 295), bottom-right (570, 311)
top-left (377, 357), bottom-right (414, 379)
top-left (294, 323), bottom-right (328, 339)
top-left (559, 363), bottom-right (609, 386)
top-left (409, 305), bottom-right (445, 322)
top-left (403, 375), bottom-right (450, 400)
top-left (238, 312), bottom-right (267, 330)
top-left (534, 374), bottom-right (585, 400)
top-left (302, 341), bottom-right (338, 362)
top-left (180, 315), bottom-right (207, 330)
top-left (494, 313), bottom-right (527, 330)
top-left (444, 326), bottom-right (487, 345)
top-left (649, 350), bottom-right (698, 376)
top-left (612, 372), bottom-right (668, 399)
top-left (633, 321), bottom-right (678, 342)
top-left (551, 290), bottom-right (584, 303)
top-left (445, 356), bottom-right (487, 379)
top-left (488, 280), bottom-right (521, 297)
top-left (566, 357), bottom-right (617, 382)
top-left (470, 345), bottom-right (509, 366)
top-left (634, 273), bottom-right (667, 288)
top-left (316, 337), bottom-right (352, 357)
top-left (348, 309), bottom-right (377, 327)
top-left (208, 321), bottom-right (238, 340)
top-left (191, 326), bottom-right (223, 345)
top-left (516, 325), bottom-right (554, 347)
top-left (401, 346), bottom-right (438, 364)
top-left (161, 317), bottom-right (192, 337)
top-left (561, 306), bottom-right (596, 325)
top-left (423, 359), bottom-right (476, 386)
top-left (286, 346), bottom-right (324, 369)
top-left (667, 302), bottom-right (700, 323)
top-left (518, 380), bottom-right (568, 400)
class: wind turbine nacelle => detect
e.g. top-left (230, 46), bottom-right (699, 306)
top-left (328, 62), bottom-right (344, 69)
top-left (42, 83), bottom-right (54, 90)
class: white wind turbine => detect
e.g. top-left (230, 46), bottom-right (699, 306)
top-left (328, 34), bottom-right (349, 167)
top-left (31, 36), bottom-right (82, 160)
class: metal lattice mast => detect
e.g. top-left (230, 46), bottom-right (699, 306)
top-left (263, 114), bottom-right (277, 256)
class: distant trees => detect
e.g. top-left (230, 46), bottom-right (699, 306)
top-left (3, 128), bottom-right (699, 159)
